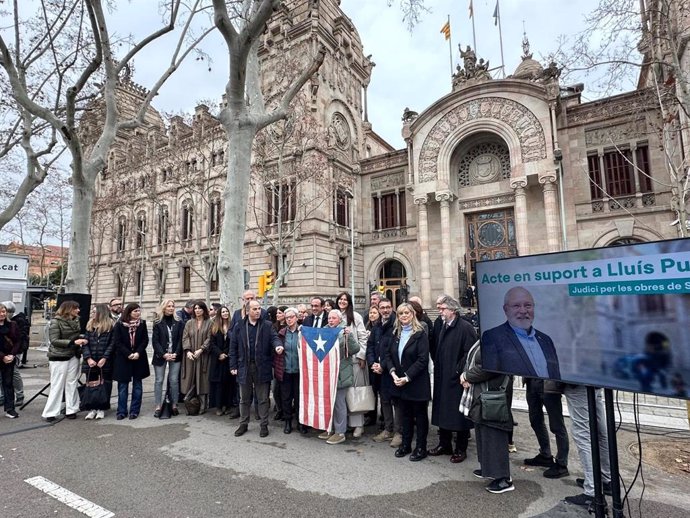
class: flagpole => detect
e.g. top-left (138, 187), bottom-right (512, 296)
top-left (496, 2), bottom-right (505, 78)
top-left (470, 1), bottom-right (477, 53)
top-left (447, 14), bottom-right (453, 75)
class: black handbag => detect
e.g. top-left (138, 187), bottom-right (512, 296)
top-left (78, 370), bottom-right (110, 411)
top-left (479, 375), bottom-right (511, 423)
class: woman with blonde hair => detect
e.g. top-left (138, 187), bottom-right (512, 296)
top-left (82, 303), bottom-right (115, 419)
top-left (152, 299), bottom-right (184, 417)
top-left (43, 300), bottom-right (87, 422)
top-left (384, 302), bottom-right (431, 461)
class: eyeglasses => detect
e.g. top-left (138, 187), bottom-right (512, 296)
top-left (111, 303), bottom-right (122, 307)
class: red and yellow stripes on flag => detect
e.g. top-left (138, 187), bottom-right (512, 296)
top-left (298, 326), bottom-right (340, 432)
top-left (440, 20), bottom-right (451, 40)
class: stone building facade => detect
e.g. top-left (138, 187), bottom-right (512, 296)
top-left (88, 0), bottom-right (683, 316)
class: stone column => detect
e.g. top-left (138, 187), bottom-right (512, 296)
top-left (510, 178), bottom-right (529, 256)
top-left (414, 194), bottom-right (431, 305)
top-left (540, 173), bottom-right (560, 252)
top-left (435, 191), bottom-right (454, 296)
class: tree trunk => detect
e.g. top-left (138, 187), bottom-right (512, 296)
top-left (217, 122), bottom-right (256, 309)
top-left (64, 178), bottom-right (94, 294)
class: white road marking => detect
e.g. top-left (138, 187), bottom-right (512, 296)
top-left (24, 476), bottom-right (114, 518)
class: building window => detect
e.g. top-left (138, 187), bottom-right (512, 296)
top-left (209, 195), bottom-right (222, 236)
top-left (157, 268), bottom-right (166, 294)
top-left (338, 257), bottom-right (346, 288)
top-left (181, 266), bottom-right (191, 293)
top-left (157, 206), bottom-right (169, 246)
top-left (162, 167), bottom-right (173, 182)
top-left (639, 294), bottom-right (665, 314)
top-left (334, 189), bottom-right (350, 227)
top-left (210, 262), bottom-right (219, 292)
top-left (181, 202), bottom-right (193, 240)
top-left (587, 145), bottom-right (652, 200)
top-left (134, 270), bottom-right (142, 296)
top-left (116, 217), bottom-right (127, 253)
top-left (266, 180), bottom-right (296, 225)
top-left (135, 213), bottom-right (146, 249)
top-left (373, 191), bottom-right (406, 230)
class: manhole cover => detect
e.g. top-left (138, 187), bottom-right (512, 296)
top-left (629, 440), bottom-right (690, 477)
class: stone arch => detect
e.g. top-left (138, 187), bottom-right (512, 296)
top-left (367, 251), bottom-right (415, 291)
top-left (418, 97), bottom-right (547, 183)
top-left (589, 225), bottom-right (664, 249)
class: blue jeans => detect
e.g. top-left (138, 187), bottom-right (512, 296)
top-left (154, 362), bottom-right (180, 407)
top-left (117, 379), bottom-right (143, 416)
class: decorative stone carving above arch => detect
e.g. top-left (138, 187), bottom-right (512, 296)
top-left (418, 97), bottom-right (547, 183)
top-left (589, 221), bottom-right (664, 249)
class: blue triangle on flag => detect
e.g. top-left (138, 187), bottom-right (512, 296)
top-left (301, 326), bottom-right (340, 362)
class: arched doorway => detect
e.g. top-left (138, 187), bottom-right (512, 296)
top-left (376, 260), bottom-right (408, 308)
top-left (465, 209), bottom-right (518, 286)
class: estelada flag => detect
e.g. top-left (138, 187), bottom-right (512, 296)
top-left (298, 326), bottom-right (341, 432)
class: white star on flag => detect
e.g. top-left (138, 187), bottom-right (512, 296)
top-left (314, 334), bottom-right (327, 352)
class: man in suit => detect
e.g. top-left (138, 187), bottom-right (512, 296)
top-left (481, 286), bottom-right (560, 380)
top-left (301, 297), bottom-right (327, 328)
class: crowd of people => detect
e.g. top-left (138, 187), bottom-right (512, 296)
top-left (0, 289), bottom-right (608, 505)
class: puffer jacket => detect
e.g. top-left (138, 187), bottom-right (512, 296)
top-left (48, 316), bottom-right (82, 361)
top-left (336, 324), bottom-right (360, 389)
top-left (82, 329), bottom-right (114, 377)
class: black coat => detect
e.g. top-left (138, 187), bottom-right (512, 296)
top-left (366, 315), bottom-right (396, 399)
top-left (112, 320), bottom-right (150, 382)
top-left (151, 318), bottom-right (184, 366)
top-left (209, 330), bottom-right (230, 384)
top-left (385, 330), bottom-right (431, 402)
top-left (302, 312), bottom-right (327, 328)
top-left (82, 329), bottom-right (114, 378)
top-left (431, 315), bottom-right (478, 431)
top-left (229, 318), bottom-right (281, 385)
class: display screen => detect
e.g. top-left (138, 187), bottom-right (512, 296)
top-left (476, 238), bottom-right (690, 400)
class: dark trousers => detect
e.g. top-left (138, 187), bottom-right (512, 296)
top-left (399, 399), bottom-right (429, 451)
top-left (526, 379), bottom-right (569, 466)
top-left (476, 424), bottom-right (510, 480)
top-left (280, 372), bottom-right (300, 422)
top-left (1, 362), bottom-right (16, 412)
top-left (239, 362), bottom-right (270, 427)
top-left (438, 427), bottom-right (470, 454)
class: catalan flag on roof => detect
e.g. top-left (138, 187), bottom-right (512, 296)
top-left (440, 20), bottom-right (451, 40)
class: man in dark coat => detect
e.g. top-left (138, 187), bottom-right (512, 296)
top-left (301, 297), bottom-right (327, 328)
top-left (366, 297), bottom-right (399, 444)
top-left (429, 295), bottom-right (478, 463)
top-left (229, 299), bottom-right (282, 438)
top-left (481, 286), bottom-right (561, 380)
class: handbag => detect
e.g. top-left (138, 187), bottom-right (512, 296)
top-left (479, 375), bottom-right (511, 423)
top-left (346, 363), bottom-right (375, 413)
top-left (184, 387), bottom-right (201, 416)
top-left (78, 369), bottom-right (110, 411)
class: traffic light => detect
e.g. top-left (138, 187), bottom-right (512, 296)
top-left (263, 270), bottom-right (274, 293)
top-left (257, 270), bottom-right (274, 299)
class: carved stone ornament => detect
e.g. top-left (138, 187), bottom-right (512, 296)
top-left (457, 194), bottom-right (515, 210)
top-left (329, 112), bottom-right (351, 151)
top-left (371, 172), bottom-right (404, 191)
top-left (584, 121), bottom-right (646, 147)
top-left (413, 194), bottom-right (428, 205)
top-left (419, 97), bottom-right (547, 182)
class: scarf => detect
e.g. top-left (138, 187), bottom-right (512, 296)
top-left (459, 340), bottom-right (481, 416)
top-left (121, 319), bottom-right (140, 349)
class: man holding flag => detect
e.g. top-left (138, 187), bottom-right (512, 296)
top-left (300, 310), bottom-right (358, 445)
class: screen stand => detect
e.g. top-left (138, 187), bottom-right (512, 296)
top-left (587, 386), bottom-right (608, 518)
top-left (604, 389), bottom-right (624, 518)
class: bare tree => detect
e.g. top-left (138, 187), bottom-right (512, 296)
top-left (0, 0), bottom-right (214, 295)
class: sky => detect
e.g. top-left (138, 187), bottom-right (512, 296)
top-left (108, 1), bottom-right (624, 150)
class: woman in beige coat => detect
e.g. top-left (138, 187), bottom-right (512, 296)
top-left (181, 301), bottom-right (212, 413)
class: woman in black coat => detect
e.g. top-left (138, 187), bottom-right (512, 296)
top-left (82, 303), bottom-right (115, 419)
top-left (429, 296), bottom-right (478, 463)
top-left (209, 305), bottom-right (232, 415)
top-left (112, 303), bottom-right (150, 420)
top-left (384, 303), bottom-right (431, 461)
top-left (151, 299), bottom-right (184, 417)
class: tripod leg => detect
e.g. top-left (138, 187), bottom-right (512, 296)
top-left (19, 383), bottom-right (51, 410)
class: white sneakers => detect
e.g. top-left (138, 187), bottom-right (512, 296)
top-left (353, 426), bottom-right (363, 438)
top-left (95, 410), bottom-right (105, 419)
top-left (85, 410), bottom-right (105, 420)
top-left (85, 410), bottom-right (97, 420)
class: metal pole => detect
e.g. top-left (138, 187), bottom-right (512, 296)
top-left (446, 14), bottom-right (453, 76)
top-left (496, 2), bottom-right (505, 78)
top-left (604, 389), bottom-right (624, 518)
top-left (587, 386), bottom-right (607, 518)
top-left (350, 193), bottom-right (355, 310)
